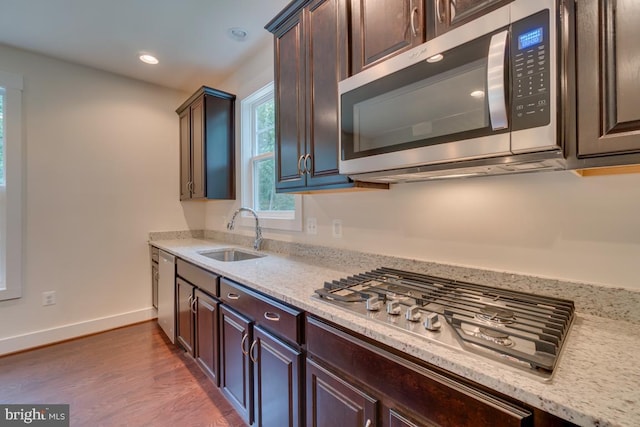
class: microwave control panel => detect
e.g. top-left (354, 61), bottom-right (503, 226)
top-left (511, 10), bottom-right (551, 131)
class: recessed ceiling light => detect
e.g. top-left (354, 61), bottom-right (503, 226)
top-left (426, 53), bottom-right (444, 63)
top-left (470, 90), bottom-right (485, 98)
top-left (139, 54), bottom-right (159, 65)
top-left (227, 27), bottom-right (248, 42)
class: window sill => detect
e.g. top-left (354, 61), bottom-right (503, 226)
top-left (237, 211), bottom-right (302, 232)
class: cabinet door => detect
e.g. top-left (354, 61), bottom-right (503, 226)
top-left (305, 0), bottom-right (351, 188)
top-left (433, 0), bottom-right (511, 37)
top-left (253, 326), bottom-right (302, 427)
top-left (176, 278), bottom-right (194, 355)
top-left (203, 94), bottom-right (235, 199)
top-left (577, 0), bottom-right (640, 157)
top-left (274, 13), bottom-right (306, 191)
top-left (178, 109), bottom-right (191, 200)
top-left (190, 97), bottom-right (206, 199)
top-left (306, 358), bottom-right (377, 427)
top-left (352, 0), bottom-right (425, 73)
top-left (220, 305), bottom-right (253, 425)
top-left (194, 290), bottom-right (219, 386)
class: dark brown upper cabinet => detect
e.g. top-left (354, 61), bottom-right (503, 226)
top-left (267, 0), bottom-right (388, 193)
top-left (431, 0), bottom-right (512, 37)
top-left (574, 0), bottom-right (640, 166)
top-left (176, 86), bottom-right (236, 200)
top-left (351, 0), bottom-right (426, 73)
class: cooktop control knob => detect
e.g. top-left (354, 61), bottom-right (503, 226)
top-left (405, 305), bottom-right (422, 322)
top-left (423, 312), bottom-right (441, 331)
top-left (386, 300), bottom-right (401, 315)
top-left (366, 296), bottom-right (381, 311)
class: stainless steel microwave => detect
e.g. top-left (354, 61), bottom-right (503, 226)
top-left (339, 0), bottom-right (572, 183)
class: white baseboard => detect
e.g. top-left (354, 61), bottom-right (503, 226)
top-left (0, 307), bottom-right (158, 356)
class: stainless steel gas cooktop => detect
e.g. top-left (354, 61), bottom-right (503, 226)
top-left (313, 267), bottom-right (575, 380)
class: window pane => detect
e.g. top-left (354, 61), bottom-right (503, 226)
top-left (255, 98), bottom-right (275, 155)
top-left (254, 157), bottom-right (295, 211)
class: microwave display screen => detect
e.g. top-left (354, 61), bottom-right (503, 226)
top-left (518, 27), bottom-right (543, 50)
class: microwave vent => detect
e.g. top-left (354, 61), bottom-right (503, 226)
top-left (349, 156), bottom-right (566, 184)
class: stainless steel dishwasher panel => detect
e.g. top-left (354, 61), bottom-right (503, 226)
top-left (158, 250), bottom-right (176, 343)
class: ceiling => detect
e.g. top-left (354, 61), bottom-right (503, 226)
top-left (0, 0), bottom-right (291, 92)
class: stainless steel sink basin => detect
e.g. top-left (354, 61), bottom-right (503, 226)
top-left (198, 248), bottom-right (265, 262)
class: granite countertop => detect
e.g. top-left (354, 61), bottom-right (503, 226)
top-left (150, 237), bottom-right (640, 427)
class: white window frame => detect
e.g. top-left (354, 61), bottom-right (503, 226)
top-left (240, 82), bottom-right (302, 231)
top-left (0, 69), bottom-right (24, 300)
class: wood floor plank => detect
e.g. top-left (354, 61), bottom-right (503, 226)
top-left (0, 321), bottom-right (247, 427)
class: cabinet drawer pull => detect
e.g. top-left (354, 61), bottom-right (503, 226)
top-left (264, 312), bottom-right (281, 322)
top-left (227, 293), bottom-right (240, 300)
top-left (249, 339), bottom-right (258, 364)
top-left (241, 333), bottom-right (249, 356)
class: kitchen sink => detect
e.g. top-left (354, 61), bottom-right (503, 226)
top-left (198, 248), bottom-right (265, 262)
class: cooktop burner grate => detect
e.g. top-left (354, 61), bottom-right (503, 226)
top-left (314, 267), bottom-right (575, 379)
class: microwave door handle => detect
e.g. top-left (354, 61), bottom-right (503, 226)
top-left (487, 30), bottom-right (509, 130)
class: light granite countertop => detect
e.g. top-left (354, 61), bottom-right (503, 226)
top-left (150, 237), bottom-right (640, 427)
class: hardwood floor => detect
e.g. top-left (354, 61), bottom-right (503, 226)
top-left (0, 321), bottom-right (247, 427)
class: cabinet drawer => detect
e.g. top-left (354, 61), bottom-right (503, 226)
top-left (176, 258), bottom-right (219, 297)
top-left (220, 278), bottom-right (303, 345)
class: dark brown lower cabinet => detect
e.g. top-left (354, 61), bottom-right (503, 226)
top-left (253, 325), bottom-right (302, 427)
top-left (194, 289), bottom-right (219, 385)
top-left (306, 358), bottom-right (377, 427)
top-left (306, 316), bottom-right (572, 427)
top-left (176, 278), bottom-right (194, 355)
top-left (220, 305), bottom-right (253, 424)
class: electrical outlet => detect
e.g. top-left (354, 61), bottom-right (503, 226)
top-left (332, 219), bottom-right (343, 238)
top-left (306, 217), bottom-right (318, 235)
top-left (42, 291), bottom-right (56, 306)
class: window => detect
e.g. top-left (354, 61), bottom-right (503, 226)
top-left (241, 83), bottom-right (302, 231)
top-left (0, 89), bottom-right (4, 185)
top-left (0, 69), bottom-right (24, 300)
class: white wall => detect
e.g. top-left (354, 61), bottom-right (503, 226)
top-left (0, 44), bottom-right (204, 354)
top-left (206, 39), bottom-right (640, 291)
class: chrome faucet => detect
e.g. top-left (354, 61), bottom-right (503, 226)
top-left (227, 207), bottom-right (263, 251)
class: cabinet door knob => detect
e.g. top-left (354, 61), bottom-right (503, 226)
top-left (410, 5), bottom-right (419, 36)
top-left (297, 155), bottom-right (305, 175)
top-left (364, 419), bottom-right (372, 427)
top-left (191, 296), bottom-right (197, 314)
top-left (436, 0), bottom-right (445, 23)
top-left (264, 312), bottom-right (281, 322)
top-left (249, 339), bottom-right (258, 364)
top-left (304, 153), bottom-right (312, 175)
top-left (241, 333), bottom-right (249, 356)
